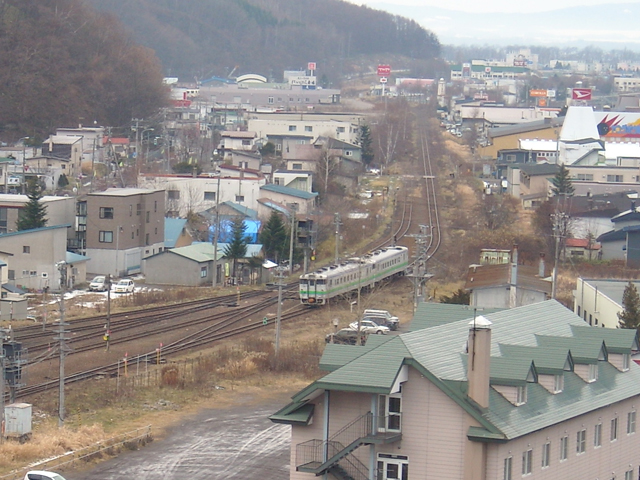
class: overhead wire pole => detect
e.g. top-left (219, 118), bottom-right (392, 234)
top-left (56, 262), bottom-right (70, 427)
top-left (274, 266), bottom-right (286, 359)
top-left (334, 213), bottom-right (341, 264)
top-left (0, 328), bottom-right (7, 444)
top-left (212, 173), bottom-right (221, 288)
top-left (288, 203), bottom-right (297, 275)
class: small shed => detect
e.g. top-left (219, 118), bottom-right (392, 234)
top-left (4, 403), bottom-right (32, 438)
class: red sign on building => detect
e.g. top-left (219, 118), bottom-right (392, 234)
top-left (377, 65), bottom-right (391, 77)
top-left (572, 88), bottom-right (592, 100)
top-left (308, 62), bottom-right (316, 71)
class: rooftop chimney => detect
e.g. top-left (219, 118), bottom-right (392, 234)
top-left (539, 253), bottom-right (545, 277)
top-left (467, 316), bottom-right (492, 409)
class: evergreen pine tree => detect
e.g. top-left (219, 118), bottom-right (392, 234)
top-left (551, 164), bottom-right (575, 196)
top-left (223, 217), bottom-right (249, 282)
top-left (57, 173), bottom-right (69, 188)
top-left (259, 211), bottom-right (288, 262)
top-left (618, 282), bottom-right (640, 332)
top-left (16, 179), bottom-right (47, 231)
top-left (439, 288), bottom-right (471, 305)
top-left (357, 124), bottom-right (374, 166)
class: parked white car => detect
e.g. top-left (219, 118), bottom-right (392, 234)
top-left (24, 471), bottom-right (67, 480)
top-left (114, 279), bottom-right (135, 293)
top-left (88, 275), bottom-right (108, 292)
top-left (349, 319), bottom-right (389, 335)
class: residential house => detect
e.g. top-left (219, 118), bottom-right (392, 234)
top-left (40, 135), bottom-right (83, 177)
top-left (258, 184), bottom-right (318, 215)
top-left (229, 150), bottom-right (262, 170)
top-left (506, 163), bottom-right (559, 208)
top-left (465, 247), bottom-right (551, 308)
top-left (82, 188), bottom-right (165, 276)
top-left (217, 131), bottom-right (257, 159)
top-left (273, 169), bottom-right (313, 193)
top-left (139, 171), bottom-right (267, 217)
top-left (0, 225), bottom-right (76, 290)
top-left (248, 118), bottom-right (359, 145)
top-left (597, 205), bottom-right (640, 263)
top-left (272, 300), bottom-right (640, 480)
top-left (143, 242), bottom-right (264, 286)
top-left (0, 195), bottom-right (75, 236)
top-left (574, 278), bottom-right (637, 328)
top-left (24, 156), bottom-right (72, 190)
top-left (563, 238), bottom-right (601, 260)
top-left (164, 217), bottom-right (192, 249)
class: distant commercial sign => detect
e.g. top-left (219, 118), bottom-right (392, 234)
top-left (377, 65), bottom-right (391, 77)
top-left (307, 62), bottom-right (316, 71)
top-left (288, 76), bottom-right (317, 87)
top-left (379, 77), bottom-right (388, 84)
top-left (572, 88), bottom-right (592, 100)
top-left (529, 89), bottom-right (548, 97)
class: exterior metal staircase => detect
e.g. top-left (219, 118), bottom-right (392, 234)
top-left (296, 412), bottom-right (402, 479)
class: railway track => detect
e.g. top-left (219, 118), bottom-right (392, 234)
top-left (419, 128), bottom-right (443, 261)
top-left (16, 301), bottom-right (308, 398)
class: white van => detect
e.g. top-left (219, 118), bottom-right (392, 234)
top-left (363, 309), bottom-right (399, 330)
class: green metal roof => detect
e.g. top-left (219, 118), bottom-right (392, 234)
top-left (320, 344), bottom-right (371, 372)
top-left (270, 402), bottom-right (315, 426)
top-left (275, 300), bottom-right (640, 440)
top-left (570, 324), bottom-right (639, 354)
top-left (499, 344), bottom-right (573, 375)
top-left (409, 303), bottom-right (504, 332)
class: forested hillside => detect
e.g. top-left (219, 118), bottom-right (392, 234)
top-left (88, 0), bottom-right (441, 80)
top-left (0, 0), bottom-right (167, 140)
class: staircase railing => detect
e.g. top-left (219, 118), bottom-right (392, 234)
top-left (334, 449), bottom-right (370, 480)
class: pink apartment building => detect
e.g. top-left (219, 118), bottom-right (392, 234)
top-left (271, 300), bottom-right (640, 480)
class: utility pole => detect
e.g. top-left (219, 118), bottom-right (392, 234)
top-left (274, 266), bottom-right (286, 358)
top-left (334, 213), bottom-right (341, 264)
top-left (0, 327), bottom-right (8, 444)
top-left (551, 204), bottom-right (569, 300)
top-left (356, 257), bottom-right (363, 345)
top-left (288, 203), bottom-right (297, 275)
top-left (56, 262), bottom-right (70, 427)
top-left (105, 274), bottom-right (111, 351)
top-left (212, 173), bottom-right (221, 288)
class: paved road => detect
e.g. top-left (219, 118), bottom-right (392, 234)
top-left (66, 401), bottom-right (291, 480)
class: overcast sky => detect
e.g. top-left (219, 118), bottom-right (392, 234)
top-left (350, 0), bottom-right (630, 14)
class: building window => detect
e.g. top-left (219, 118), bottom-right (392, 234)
top-left (345, 150), bottom-right (353, 156)
top-left (305, 126), bottom-right (313, 132)
top-left (236, 195), bottom-right (245, 202)
top-left (200, 266), bottom-right (207, 278)
top-left (576, 173), bottom-right (594, 181)
top-left (22, 246), bottom-right (30, 254)
top-left (516, 386), bottom-right (527, 405)
top-left (99, 207), bottom-right (114, 219)
top-left (146, 211), bottom-right (150, 223)
top-left (154, 200), bottom-right (157, 213)
top-left (242, 139), bottom-right (251, 146)
top-left (129, 204), bottom-right (132, 216)
top-left (268, 96), bottom-right (274, 104)
top-left (503, 457), bottom-right (512, 480)
top-left (204, 191), bottom-right (216, 201)
top-left (288, 125), bottom-right (297, 132)
top-left (560, 435), bottom-right (568, 461)
top-left (377, 454), bottom-right (408, 480)
top-left (541, 442), bottom-right (550, 468)
top-left (576, 429), bottom-right (586, 454)
top-left (623, 353), bottom-right (631, 371)
top-left (522, 449), bottom-right (532, 475)
top-left (628, 411), bottom-right (636, 434)
top-left (99, 231), bottom-right (113, 243)
top-left (292, 163), bottom-right (303, 170)
top-left (607, 174), bottom-right (624, 182)
top-left (611, 417), bottom-right (619, 441)
top-left (167, 190), bottom-right (180, 200)
top-left (378, 394), bottom-right (402, 432)
top-left (588, 364), bottom-right (598, 382)
top-left (137, 203), bottom-right (141, 215)
top-left (0, 207), bottom-right (7, 234)
top-left (625, 470), bottom-right (634, 480)
top-left (553, 374), bottom-right (564, 393)
top-left (145, 233), bottom-right (149, 246)
top-left (337, 126), bottom-right (345, 133)
top-left (594, 423), bottom-right (602, 447)
top-left (8, 270), bottom-right (14, 280)
top-left (155, 227), bottom-right (158, 235)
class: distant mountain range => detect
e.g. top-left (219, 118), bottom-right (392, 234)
top-left (88, 0), bottom-right (441, 80)
top-left (368, 2), bottom-right (640, 50)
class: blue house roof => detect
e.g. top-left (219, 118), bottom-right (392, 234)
top-left (165, 218), bottom-right (188, 248)
top-left (0, 224), bottom-right (70, 238)
top-left (66, 251), bottom-right (90, 263)
top-left (260, 184), bottom-right (318, 200)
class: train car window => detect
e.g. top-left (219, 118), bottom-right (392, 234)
top-left (317, 279), bottom-right (326, 285)
top-left (300, 279), bottom-right (308, 285)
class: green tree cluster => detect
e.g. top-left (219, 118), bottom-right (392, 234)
top-left (223, 218), bottom-right (250, 282)
top-left (619, 282), bottom-right (640, 333)
top-left (259, 211), bottom-right (288, 263)
top-left (551, 165), bottom-right (575, 196)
